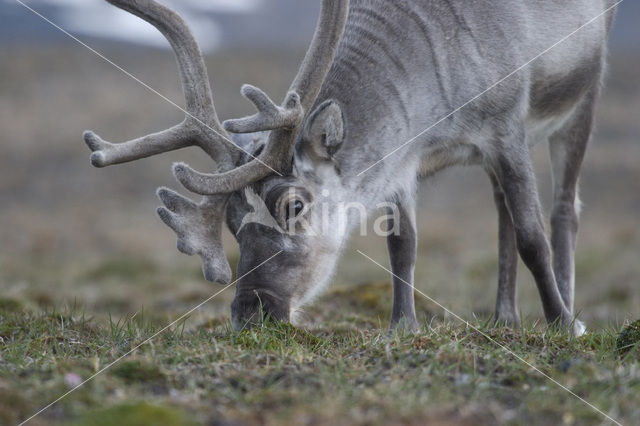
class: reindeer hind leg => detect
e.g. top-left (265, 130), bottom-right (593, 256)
top-left (548, 91), bottom-right (598, 315)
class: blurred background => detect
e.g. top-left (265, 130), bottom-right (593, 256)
top-left (0, 0), bottom-right (638, 327)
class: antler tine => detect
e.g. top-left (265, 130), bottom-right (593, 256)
top-left (84, 123), bottom-right (194, 167)
top-left (223, 85), bottom-right (303, 134)
top-left (84, 0), bottom-right (240, 285)
top-left (156, 188), bottom-right (232, 284)
top-left (174, 0), bottom-right (350, 195)
top-left (84, 0), bottom-right (234, 168)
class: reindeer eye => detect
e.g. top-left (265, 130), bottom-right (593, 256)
top-left (286, 200), bottom-right (304, 222)
top-left (270, 187), bottom-right (312, 228)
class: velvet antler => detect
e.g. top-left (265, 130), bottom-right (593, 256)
top-left (173, 0), bottom-right (350, 195)
top-left (84, 0), bottom-right (238, 284)
top-left (85, 0), bottom-right (350, 284)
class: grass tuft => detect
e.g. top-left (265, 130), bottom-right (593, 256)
top-left (616, 319), bottom-right (640, 357)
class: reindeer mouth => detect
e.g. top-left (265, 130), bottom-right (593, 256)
top-left (230, 288), bottom-right (291, 330)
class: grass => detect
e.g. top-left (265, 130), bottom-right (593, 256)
top-left (0, 47), bottom-right (639, 425)
top-left (1, 283), bottom-right (639, 426)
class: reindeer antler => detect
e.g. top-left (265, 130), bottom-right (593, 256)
top-left (156, 188), bottom-right (231, 283)
top-left (85, 0), bottom-right (350, 284)
top-left (223, 85), bottom-right (303, 134)
top-left (84, 0), bottom-right (239, 284)
top-left (174, 0), bottom-right (351, 195)
top-left (84, 0), bottom-right (235, 168)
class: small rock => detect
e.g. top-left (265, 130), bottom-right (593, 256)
top-left (64, 373), bottom-right (83, 388)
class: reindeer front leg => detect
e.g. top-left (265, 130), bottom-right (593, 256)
top-left (386, 193), bottom-right (419, 331)
top-left (487, 171), bottom-right (520, 328)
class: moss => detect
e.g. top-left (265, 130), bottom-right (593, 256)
top-left (317, 281), bottom-right (437, 322)
top-left (73, 402), bottom-right (195, 426)
top-left (111, 360), bottom-right (165, 385)
top-left (319, 281), bottom-right (394, 320)
top-left (0, 385), bottom-right (31, 426)
top-left (616, 319), bottom-right (640, 356)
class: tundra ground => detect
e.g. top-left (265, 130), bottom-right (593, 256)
top-left (0, 46), bottom-right (639, 425)
top-left (1, 275), bottom-right (640, 425)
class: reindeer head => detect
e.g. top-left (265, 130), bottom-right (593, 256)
top-left (84, 0), bottom-right (350, 329)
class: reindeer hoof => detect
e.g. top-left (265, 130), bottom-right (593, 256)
top-left (573, 319), bottom-right (587, 337)
top-left (389, 317), bottom-right (420, 334)
top-left (494, 311), bottom-right (521, 329)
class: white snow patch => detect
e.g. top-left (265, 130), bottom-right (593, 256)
top-left (9, 0), bottom-right (263, 52)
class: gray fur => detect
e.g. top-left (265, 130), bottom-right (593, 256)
top-left (488, 172), bottom-right (520, 328)
top-left (225, 0), bottom-right (615, 334)
top-left (85, 0), bottom-right (617, 335)
top-left (386, 193), bottom-right (419, 331)
top-left (300, 100), bottom-right (345, 162)
top-left (549, 90), bottom-right (598, 313)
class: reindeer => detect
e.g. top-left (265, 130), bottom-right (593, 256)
top-left (84, 0), bottom-right (617, 334)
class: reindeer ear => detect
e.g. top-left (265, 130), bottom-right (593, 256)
top-left (300, 100), bottom-right (344, 161)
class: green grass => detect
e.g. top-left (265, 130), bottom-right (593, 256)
top-left (1, 284), bottom-right (639, 426)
